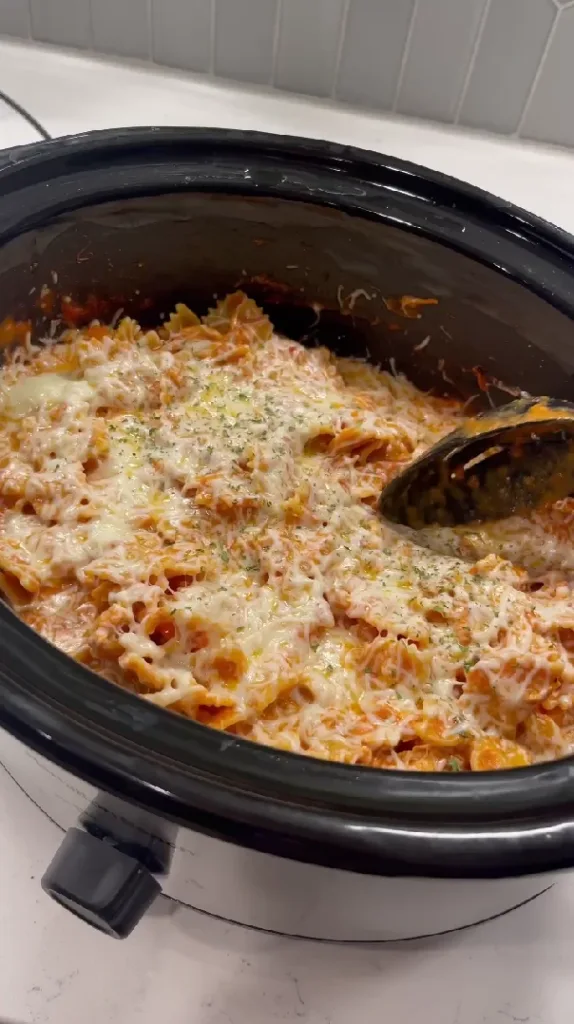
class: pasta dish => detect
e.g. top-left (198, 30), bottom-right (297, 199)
top-left (1, 292), bottom-right (573, 772)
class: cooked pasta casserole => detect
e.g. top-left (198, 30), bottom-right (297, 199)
top-left (1, 292), bottom-right (572, 772)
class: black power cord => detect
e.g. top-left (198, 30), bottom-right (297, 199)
top-left (0, 86), bottom-right (51, 141)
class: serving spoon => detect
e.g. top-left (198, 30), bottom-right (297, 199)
top-left (379, 397), bottom-right (574, 529)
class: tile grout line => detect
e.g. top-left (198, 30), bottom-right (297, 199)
top-left (209, 0), bottom-right (217, 77)
top-left (87, 0), bottom-right (95, 51)
top-left (146, 0), bottom-right (153, 62)
top-left (270, 0), bottom-right (283, 87)
top-left (515, 6), bottom-right (560, 136)
top-left (453, 0), bottom-right (492, 124)
top-left (391, 0), bottom-right (419, 113)
top-left (330, 0), bottom-right (352, 101)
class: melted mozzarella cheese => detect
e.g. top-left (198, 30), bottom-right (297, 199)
top-left (2, 295), bottom-right (574, 773)
top-left (1, 373), bottom-right (94, 416)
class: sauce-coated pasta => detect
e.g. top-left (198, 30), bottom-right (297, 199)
top-left (1, 292), bottom-right (573, 771)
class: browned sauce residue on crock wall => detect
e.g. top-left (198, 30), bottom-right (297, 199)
top-left (0, 317), bottom-right (31, 349)
top-left (383, 295), bottom-right (438, 319)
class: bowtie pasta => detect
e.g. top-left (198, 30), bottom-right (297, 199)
top-left (1, 292), bottom-right (573, 772)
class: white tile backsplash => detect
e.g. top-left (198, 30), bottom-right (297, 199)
top-left (520, 4), bottom-right (574, 147)
top-left (91, 0), bottom-right (150, 60)
top-left (335, 0), bottom-right (416, 111)
top-left (395, 0), bottom-right (488, 123)
top-left (30, 0), bottom-right (91, 48)
top-left (151, 0), bottom-right (212, 73)
top-left (0, 0), bottom-right (30, 38)
top-left (458, 0), bottom-right (556, 134)
top-left (214, 0), bottom-right (278, 85)
top-left (2, 0), bottom-right (574, 149)
top-left (274, 0), bottom-right (347, 98)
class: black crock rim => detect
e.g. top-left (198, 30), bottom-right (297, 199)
top-left (1, 126), bottom-right (574, 879)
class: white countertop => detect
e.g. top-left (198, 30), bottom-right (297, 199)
top-left (0, 37), bottom-right (574, 1024)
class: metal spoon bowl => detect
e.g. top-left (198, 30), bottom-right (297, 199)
top-left (379, 397), bottom-right (574, 529)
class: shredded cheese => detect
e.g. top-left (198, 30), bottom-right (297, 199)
top-left (1, 292), bottom-right (573, 772)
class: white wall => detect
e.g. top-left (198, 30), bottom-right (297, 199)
top-left (1, 0), bottom-right (572, 147)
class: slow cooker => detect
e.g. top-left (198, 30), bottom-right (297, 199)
top-left (1, 127), bottom-right (574, 941)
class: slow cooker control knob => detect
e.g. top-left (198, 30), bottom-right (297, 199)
top-left (41, 827), bottom-right (161, 938)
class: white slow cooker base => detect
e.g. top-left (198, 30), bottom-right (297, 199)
top-left (0, 731), bottom-right (557, 941)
